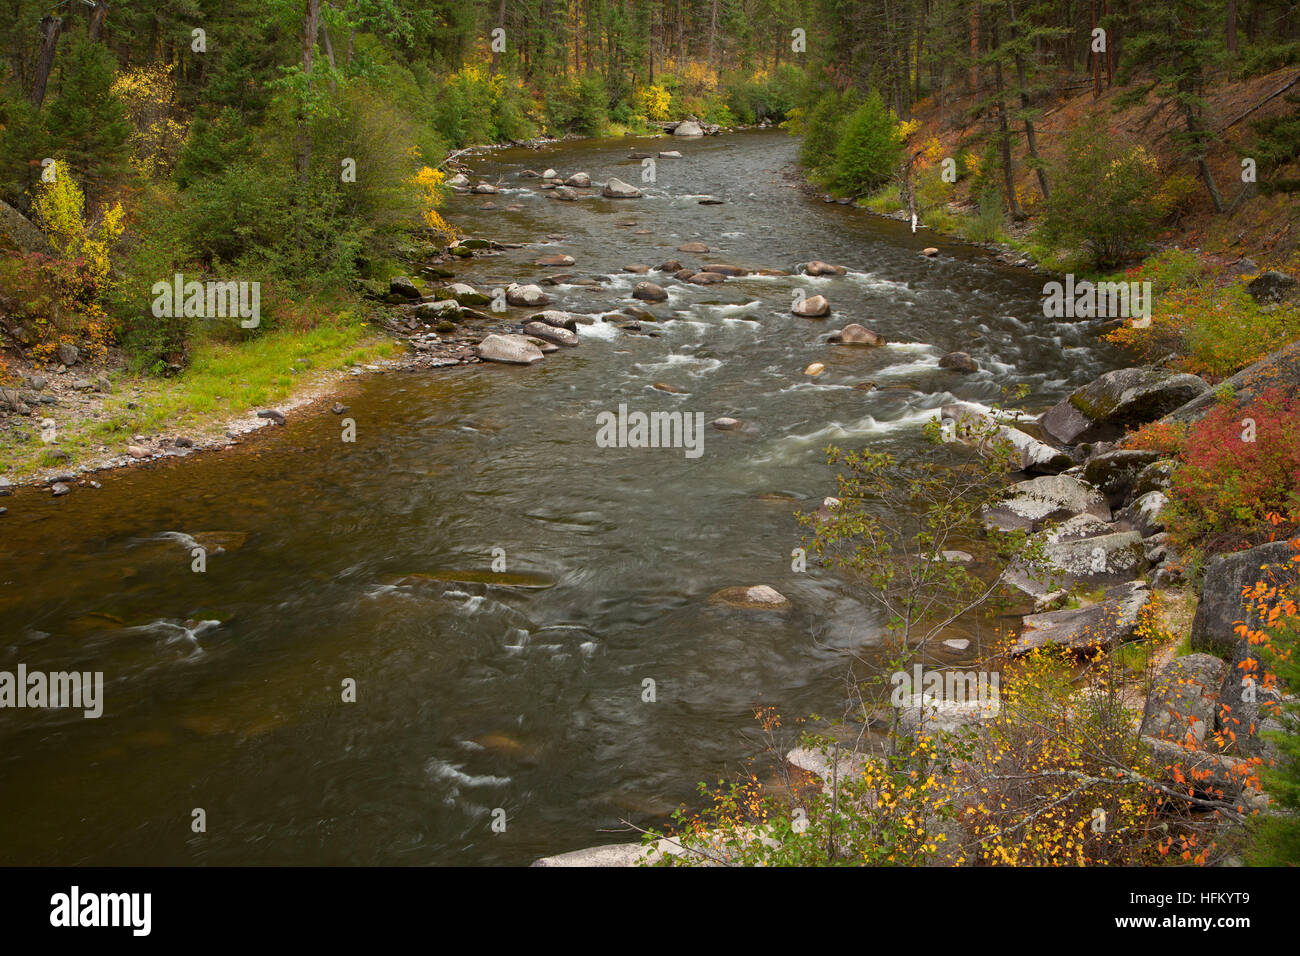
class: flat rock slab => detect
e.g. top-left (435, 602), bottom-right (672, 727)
top-left (1011, 580), bottom-right (1150, 656)
top-left (983, 474), bottom-right (1111, 533)
top-left (1005, 515), bottom-right (1143, 599)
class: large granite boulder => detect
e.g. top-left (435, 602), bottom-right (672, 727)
top-left (1140, 654), bottom-right (1228, 745)
top-left (1246, 270), bottom-right (1297, 304)
top-left (941, 403), bottom-right (1073, 475)
top-left (1004, 513), bottom-right (1143, 600)
top-left (1190, 540), bottom-right (1298, 658)
top-left (983, 474), bottom-right (1111, 533)
top-left (1040, 368), bottom-right (1210, 445)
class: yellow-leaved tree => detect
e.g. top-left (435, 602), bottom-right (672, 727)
top-left (31, 160), bottom-right (124, 288)
top-left (407, 165), bottom-right (459, 245)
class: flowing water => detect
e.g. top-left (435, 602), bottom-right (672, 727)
top-left (0, 129), bottom-right (1120, 865)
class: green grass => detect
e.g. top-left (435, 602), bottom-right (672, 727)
top-left (1, 318), bottom-right (396, 479)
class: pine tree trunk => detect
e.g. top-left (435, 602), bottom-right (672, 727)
top-left (88, 2), bottom-right (109, 41)
top-left (31, 16), bottom-right (62, 108)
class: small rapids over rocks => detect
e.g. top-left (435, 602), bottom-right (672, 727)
top-left (0, 129), bottom-right (1121, 865)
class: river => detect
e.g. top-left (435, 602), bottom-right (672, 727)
top-left (0, 129), bottom-right (1120, 865)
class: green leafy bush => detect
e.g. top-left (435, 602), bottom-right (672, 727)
top-left (1038, 116), bottom-right (1166, 268)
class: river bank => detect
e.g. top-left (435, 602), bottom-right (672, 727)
top-left (0, 128), bottom-right (1145, 865)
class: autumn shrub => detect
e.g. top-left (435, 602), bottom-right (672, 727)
top-left (432, 66), bottom-right (537, 146)
top-left (0, 252), bottom-right (111, 366)
top-left (1120, 419), bottom-right (1188, 456)
top-left (544, 72), bottom-right (609, 137)
top-left (1103, 251), bottom-right (1300, 379)
top-left (1167, 388), bottom-right (1300, 552)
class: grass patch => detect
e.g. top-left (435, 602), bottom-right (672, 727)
top-left (0, 317), bottom-right (396, 479)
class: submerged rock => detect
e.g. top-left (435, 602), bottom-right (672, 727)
top-left (833, 324), bottom-right (885, 346)
top-left (938, 351), bottom-right (978, 374)
top-left (710, 585), bottom-right (791, 609)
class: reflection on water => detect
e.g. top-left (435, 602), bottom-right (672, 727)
top-left (0, 130), bottom-right (1119, 864)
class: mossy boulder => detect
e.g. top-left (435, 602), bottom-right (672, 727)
top-left (1040, 368), bottom-right (1209, 445)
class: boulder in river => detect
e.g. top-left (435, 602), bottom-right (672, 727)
top-left (633, 282), bottom-right (669, 302)
top-left (802, 261), bottom-right (847, 276)
top-left (522, 321), bottom-right (579, 347)
top-left (551, 186), bottom-right (578, 201)
top-left (564, 172), bottom-right (592, 187)
top-left (941, 402), bottom-right (1073, 474)
top-left (711, 417), bottom-right (742, 430)
top-left (603, 178), bottom-right (642, 199)
top-left (938, 351), bottom-right (978, 374)
top-left (656, 259), bottom-right (684, 273)
top-left (471, 182), bottom-right (498, 195)
top-left (673, 120), bottom-right (704, 137)
top-left (477, 334), bottom-right (545, 365)
top-left (505, 283), bottom-right (551, 307)
top-left (792, 294), bottom-right (831, 318)
top-left (687, 271), bottom-right (727, 285)
top-left (833, 324), bottom-right (885, 346)
top-left (710, 585), bottom-right (790, 609)
top-left (678, 242), bottom-right (710, 254)
top-left (529, 310), bottom-right (580, 331)
top-left (1039, 367), bottom-right (1210, 445)
top-left (440, 282), bottom-right (491, 306)
top-left (702, 263), bottom-right (748, 277)
top-left (658, 150), bottom-right (682, 158)
top-left (542, 168), bottom-right (557, 179)
top-left (804, 363), bottom-right (825, 376)
top-left (535, 254), bottom-right (575, 267)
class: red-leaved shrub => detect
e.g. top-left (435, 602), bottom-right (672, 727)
top-left (1168, 387), bottom-right (1300, 552)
